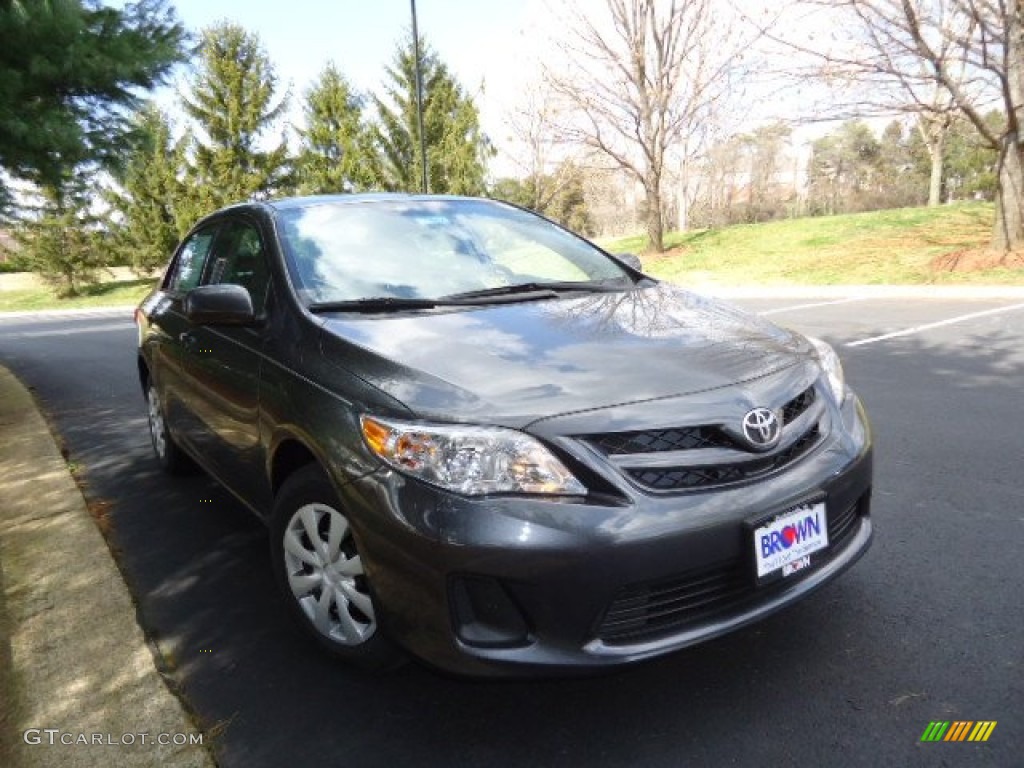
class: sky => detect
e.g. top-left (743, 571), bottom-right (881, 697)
top-left (150, 0), bottom-right (866, 181)
top-left (161, 0), bottom-right (554, 175)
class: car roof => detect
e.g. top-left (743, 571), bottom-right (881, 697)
top-left (261, 193), bottom-right (498, 212)
top-left (185, 194), bottom-right (514, 239)
top-left (200, 194), bottom-right (506, 221)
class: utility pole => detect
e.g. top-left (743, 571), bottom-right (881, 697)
top-left (411, 0), bottom-right (429, 193)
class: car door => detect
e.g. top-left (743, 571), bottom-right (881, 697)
top-left (177, 216), bottom-right (273, 510)
top-left (148, 225), bottom-right (221, 441)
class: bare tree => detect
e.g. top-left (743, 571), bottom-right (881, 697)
top-left (686, 124), bottom-right (797, 227)
top-left (505, 83), bottom-right (579, 213)
top-left (904, 0), bottom-right (1023, 250)
top-left (789, 2), bottom-right (977, 206)
top-left (778, 0), bottom-right (1023, 251)
top-left (544, 0), bottom-right (750, 252)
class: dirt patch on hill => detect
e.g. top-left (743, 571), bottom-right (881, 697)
top-left (652, 244), bottom-right (684, 259)
top-left (931, 248), bottom-right (1024, 272)
top-left (641, 244), bottom-right (692, 264)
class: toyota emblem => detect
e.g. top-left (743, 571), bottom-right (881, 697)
top-left (741, 407), bottom-right (782, 450)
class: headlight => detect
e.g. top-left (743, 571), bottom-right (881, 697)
top-left (360, 415), bottom-right (586, 496)
top-left (808, 337), bottom-right (846, 403)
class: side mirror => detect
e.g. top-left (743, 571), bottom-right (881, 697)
top-left (616, 253), bottom-right (643, 271)
top-left (183, 284), bottom-right (256, 326)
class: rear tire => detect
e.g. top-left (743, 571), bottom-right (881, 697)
top-left (269, 464), bottom-right (403, 670)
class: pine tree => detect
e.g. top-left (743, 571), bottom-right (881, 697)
top-left (0, 0), bottom-right (186, 204)
top-left (15, 187), bottom-right (106, 298)
top-left (373, 35), bottom-right (492, 195)
top-left (107, 105), bottom-right (190, 274)
top-left (544, 163), bottom-right (594, 236)
top-left (182, 22), bottom-right (292, 210)
top-left (874, 120), bottom-right (929, 209)
top-left (296, 64), bottom-right (379, 194)
top-left (943, 114), bottom-right (1001, 201)
top-left (807, 121), bottom-right (883, 215)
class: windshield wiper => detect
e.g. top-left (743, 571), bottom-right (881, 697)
top-left (442, 280), bottom-right (626, 301)
top-left (307, 280), bottom-right (626, 313)
top-left (308, 296), bottom-right (441, 313)
top-left (309, 290), bottom-right (562, 313)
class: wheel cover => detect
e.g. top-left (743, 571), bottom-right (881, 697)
top-left (147, 388), bottom-right (166, 459)
top-left (283, 502), bottom-right (376, 646)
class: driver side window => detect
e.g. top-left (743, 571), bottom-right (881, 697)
top-left (203, 221), bottom-right (271, 314)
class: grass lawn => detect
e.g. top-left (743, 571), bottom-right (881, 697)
top-left (600, 203), bottom-right (1024, 285)
top-left (0, 277), bottom-right (156, 312)
top-left (2, 204), bottom-right (1021, 313)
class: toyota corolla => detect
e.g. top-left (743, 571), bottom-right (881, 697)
top-left (135, 194), bottom-right (873, 676)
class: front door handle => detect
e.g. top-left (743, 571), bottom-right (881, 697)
top-left (178, 331), bottom-right (196, 352)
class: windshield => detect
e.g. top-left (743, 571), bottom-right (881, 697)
top-left (275, 198), bottom-right (631, 304)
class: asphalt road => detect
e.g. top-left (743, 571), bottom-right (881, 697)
top-left (1, 296), bottom-right (1021, 767)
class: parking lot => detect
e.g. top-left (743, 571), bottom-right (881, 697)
top-left (0, 291), bottom-right (1021, 767)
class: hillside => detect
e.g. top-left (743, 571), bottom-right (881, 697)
top-left (601, 203), bottom-right (1024, 286)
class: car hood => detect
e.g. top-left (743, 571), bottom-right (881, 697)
top-left (318, 282), bottom-right (814, 428)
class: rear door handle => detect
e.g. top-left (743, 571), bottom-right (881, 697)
top-left (179, 332), bottom-right (196, 351)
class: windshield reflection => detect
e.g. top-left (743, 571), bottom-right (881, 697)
top-left (276, 198), bottom-right (629, 304)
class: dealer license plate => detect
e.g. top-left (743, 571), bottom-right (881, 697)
top-left (754, 502), bottom-right (829, 580)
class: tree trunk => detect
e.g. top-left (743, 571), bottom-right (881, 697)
top-left (646, 186), bottom-right (665, 253)
top-left (927, 133), bottom-right (944, 206)
top-left (677, 159), bottom-right (689, 232)
top-left (62, 266), bottom-right (76, 298)
top-left (994, 1), bottom-right (1024, 252)
top-left (991, 133), bottom-right (1024, 252)
top-left (677, 177), bottom-right (689, 232)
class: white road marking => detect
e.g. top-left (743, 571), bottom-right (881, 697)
top-left (846, 302), bottom-right (1024, 347)
top-left (759, 297), bottom-right (868, 316)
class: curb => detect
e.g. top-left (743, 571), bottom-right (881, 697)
top-left (0, 306), bottom-right (137, 320)
top-left (0, 366), bottom-right (214, 768)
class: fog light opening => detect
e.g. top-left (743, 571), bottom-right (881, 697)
top-left (451, 576), bottom-right (531, 649)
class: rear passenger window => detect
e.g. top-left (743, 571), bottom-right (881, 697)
top-left (168, 229), bottom-right (216, 293)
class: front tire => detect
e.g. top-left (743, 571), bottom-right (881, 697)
top-left (270, 464), bottom-right (402, 669)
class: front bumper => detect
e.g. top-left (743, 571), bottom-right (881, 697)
top-left (339, 394), bottom-right (873, 677)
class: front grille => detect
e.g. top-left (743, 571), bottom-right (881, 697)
top-left (585, 386), bottom-right (816, 459)
top-left (595, 496), bottom-right (866, 646)
top-left (827, 496), bottom-right (859, 545)
top-left (782, 386), bottom-right (816, 423)
top-left (597, 561), bottom-right (748, 644)
top-left (627, 425), bottom-right (820, 491)
top-left (582, 385), bottom-right (821, 492)
top-left (587, 426), bottom-right (735, 455)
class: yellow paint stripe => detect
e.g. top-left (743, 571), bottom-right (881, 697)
top-left (970, 721), bottom-right (994, 742)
